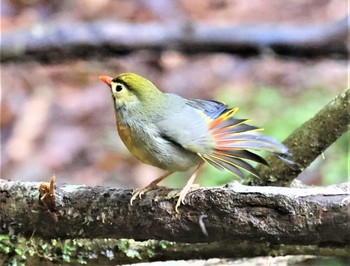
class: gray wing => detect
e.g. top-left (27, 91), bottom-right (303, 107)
top-left (187, 99), bottom-right (228, 119)
top-left (155, 95), bottom-right (214, 154)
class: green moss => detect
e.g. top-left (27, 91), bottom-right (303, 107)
top-left (117, 239), bottom-right (142, 260)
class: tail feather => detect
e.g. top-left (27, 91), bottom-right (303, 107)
top-left (211, 117), bottom-right (247, 132)
top-left (214, 124), bottom-right (260, 135)
top-left (208, 108), bottom-right (239, 130)
top-left (276, 153), bottom-right (294, 164)
top-left (216, 137), bottom-right (288, 153)
top-left (212, 151), bottom-right (260, 177)
top-left (201, 154), bottom-right (246, 178)
top-left (213, 130), bottom-right (288, 154)
top-left (199, 107), bottom-right (291, 179)
top-left (199, 154), bottom-right (225, 171)
top-left (215, 149), bottom-right (269, 166)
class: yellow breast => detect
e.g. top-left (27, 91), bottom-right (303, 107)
top-left (117, 119), bottom-right (133, 149)
top-left (116, 117), bottom-right (153, 165)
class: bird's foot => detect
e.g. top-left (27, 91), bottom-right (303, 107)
top-left (174, 184), bottom-right (200, 213)
top-left (130, 184), bottom-right (167, 206)
top-left (129, 171), bottom-right (174, 206)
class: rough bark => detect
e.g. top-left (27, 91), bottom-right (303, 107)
top-left (1, 236), bottom-right (349, 265)
top-left (1, 179), bottom-right (349, 245)
top-left (250, 87), bottom-right (350, 186)
top-left (1, 16), bottom-right (348, 62)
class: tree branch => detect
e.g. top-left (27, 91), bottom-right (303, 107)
top-left (1, 179), bottom-right (349, 245)
top-left (1, 236), bottom-right (349, 265)
top-left (1, 16), bottom-right (348, 62)
top-left (250, 87), bottom-right (350, 186)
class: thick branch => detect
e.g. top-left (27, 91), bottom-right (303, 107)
top-left (1, 236), bottom-right (349, 265)
top-left (1, 179), bottom-right (349, 245)
top-left (1, 16), bottom-right (348, 62)
top-left (251, 87), bottom-right (350, 186)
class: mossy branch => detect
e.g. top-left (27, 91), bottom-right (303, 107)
top-left (1, 235), bottom-right (349, 265)
top-left (1, 179), bottom-right (349, 245)
top-left (251, 87), bottom-right (350, 186)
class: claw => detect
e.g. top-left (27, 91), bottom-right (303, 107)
top-left (130, 186), bottom-right (153, 206)
top-left (130, 186), bottom-right (156, 206)
top-left (174, 184), bottom-right (199, 213)
top-left (129, 171), bottom-right (173, 206)
top-left (174, 184), bottom-right (200, 198)
top-left (174, 163), bottom-right (204, 212)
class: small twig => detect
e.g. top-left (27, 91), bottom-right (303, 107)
top-left (39, 175), bottom-right (58, 222)
top-left (198, 215), bottom-right (208, 237)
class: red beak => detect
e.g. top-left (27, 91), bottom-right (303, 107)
top-left (99, 75), bottom-right (113, 86)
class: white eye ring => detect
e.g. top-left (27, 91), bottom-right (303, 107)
top-left (116, 84), bottom-right (123, 92)
top-left (112, 83), bottom-right (125, 93)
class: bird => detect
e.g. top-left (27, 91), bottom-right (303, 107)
top-left (99, 73), bottom-right (290, 212)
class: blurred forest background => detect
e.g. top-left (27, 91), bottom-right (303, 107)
top-left (1, 0), bottom-right (348, 190)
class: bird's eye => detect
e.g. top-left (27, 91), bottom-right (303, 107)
top-left (112, 83), bottom-right (125, 94)
top-left (116, 84), bottom-right (123, 92)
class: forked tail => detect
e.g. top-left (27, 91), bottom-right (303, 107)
top-left (198, 107), bottom-right (291, 178)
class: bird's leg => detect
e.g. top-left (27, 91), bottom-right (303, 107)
top-left (130, 171), bottom-right (173, 206)
top-left (175, 162), bottom-right (204, 212)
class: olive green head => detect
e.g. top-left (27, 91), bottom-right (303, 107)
top-left (99, 73), bottom-right (164, 110)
